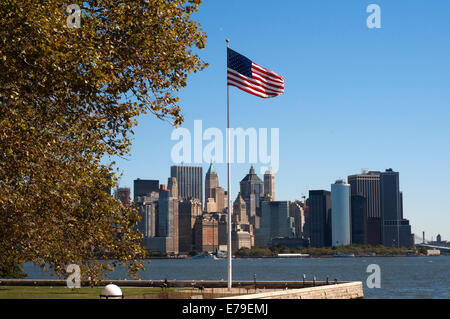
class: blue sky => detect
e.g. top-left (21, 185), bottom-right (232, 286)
top-left (112, 1), bottom-right (450, 241)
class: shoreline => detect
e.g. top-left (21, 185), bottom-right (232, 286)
top-left (144, 254), bottom-right (448, 260)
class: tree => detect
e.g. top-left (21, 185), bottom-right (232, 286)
top-left (0, 0), bottom-right (207, 281)
top-left (0, 260), bottom-right (27, 279)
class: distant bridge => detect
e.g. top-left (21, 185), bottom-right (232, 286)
top-left (415, 244), bottom-right (450, 253)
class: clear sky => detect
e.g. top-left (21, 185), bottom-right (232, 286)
top-left (111, 0), bottom-right (450, 241)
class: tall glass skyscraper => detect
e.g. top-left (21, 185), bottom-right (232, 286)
top-left (380, 169), bottom-right (412, 247)
top-left (309, 190), bottom-right (332, 247)
top-left (331, 180), bottom-right (351, 246)
top-left (351, 195), bottom-right (367, 244)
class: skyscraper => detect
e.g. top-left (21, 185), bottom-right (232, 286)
top-left (231, 193), bottom-right (254, 247)
top-left (351, 195), bottom-right (367, 245)
top-left (138, 191), bottom-right (159, 239)
top-left (142, 185), bottom-right (179, 254)
top-left (204, 162), bottom-right (226, 213)
top-left (157, 185), bottom-right (178, 254)
top-left (255, 199), bottom-right (295, 247)
top-left (289, 201), bottom-right (305, 239)
top-left (205, 162), bottom-right (219, 201)
top-left (264, 169), bottom-right (275, 200)
top-left (139, 192), bottom-right (159, 251)
top-left (348, 171), bottom-right (381, 246)
top-left (211, 186), bottom-right (226, 213)
top-left (178, 198), bottom-right (202, 253)
top-left (167, 177), bottom-right (178, 199)
top-left (309, 190), bottom-right (332, 248)
top-left (331, 180), bottom-right (351, 247)
top-left (133, 179), bottom-right (159, 201)
top-left (380, 169), bottom-right (412, 247)
top-left (134, 180), bottom-right (160, 241)
top-left (233, 193), bottom-right (249, 225)
top-left (170, 165), bottom-right (203, 203)
top-left (240, 166), bottom-right (264, 228)
top-left (194, 213), bottom-right (219, 253)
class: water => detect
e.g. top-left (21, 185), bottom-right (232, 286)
top-left (23, 256), bottom-right (450, 299)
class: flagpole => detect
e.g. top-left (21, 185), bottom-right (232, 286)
top-left (226, 38), bottom-right (232, 292)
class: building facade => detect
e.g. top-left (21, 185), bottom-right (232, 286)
top-left (264, 169), bottom-right (275, 200)
top-left (240, 166), bottom-right (265, 229)
top-left (133, 179), bottom-right (159, 201)
top-left (204, 163), bottom-right (226, 213)
top-left (289, 201), bottom-right (305, 239)
top-left (351, 195), bottom-right (367, 245)
top-left (156, 186), bottom-right (179, 254)
top-left (167, 177), bottom-right (178, 199)
top-left (232, 231), bottom-right (252, 250)
top-left (170, 165), bottom-right (203, 204)
top-left (178, 198), bottom-right (202, 253)
top-left (205, 162), bottom-right (219, 202)
top-left (309, 190), bottom-right (332, 248)
top-left (255, 200), bottom-right (295, 247)
top-left (194, 213), bottom-right (219, 253)
top-left (348, 171), bottom-right (381, 246)
top-left (380, 169), bottom-right (412, 247)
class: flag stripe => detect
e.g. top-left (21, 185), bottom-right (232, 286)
top-left (227, 69), bottom-right (284, 92)
top-left (228, 81), bottom-right (273, 98)
top-left (227, 48), bottom-right (284, 99)
top-left (248, 71), bottom-right (285, 88)
top-left (251, 63), bottom-right (284, 83)
top-left (252, 67), bottom-right (284, 84)
top-left (227, 78), bottom-right (281, 98)
top-left (227, 72), bottom-right (283, 96)
top-left (227, 75), bottom-right (283, 98)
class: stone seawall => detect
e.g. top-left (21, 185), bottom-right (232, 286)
top-left (218, 282), bottom-right (364, 299)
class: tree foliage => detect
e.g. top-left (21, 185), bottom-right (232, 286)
top-left (0, 0), bottom-right (207, 280)
top-left (0, 260), bottom-right (27, 279)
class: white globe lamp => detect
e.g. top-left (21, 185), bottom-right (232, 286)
top-left (100, 284), bottom-right (123, 299)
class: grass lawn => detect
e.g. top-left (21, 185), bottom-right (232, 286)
top-left (0, 286), bottom-right (174, 299)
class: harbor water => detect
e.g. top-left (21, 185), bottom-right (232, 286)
top-left (23, 256), bottom-right (450, 299)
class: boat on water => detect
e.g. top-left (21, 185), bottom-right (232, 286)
top-left (334, 252), bottom-right (355, 258)
top-left (192, 253), bottom-right (219, 260)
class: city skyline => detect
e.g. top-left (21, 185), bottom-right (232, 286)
top-left (110, 0), bottom-right (450, 240)
top-left (112, 163), bottom-right (447, 242)
top-left (115, 163), bottom-right (430, 244)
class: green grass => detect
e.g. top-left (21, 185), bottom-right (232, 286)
top-left (0, 286), bottom-right (174, 299)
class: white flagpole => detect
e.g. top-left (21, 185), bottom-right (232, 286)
top-left (226, 38), bottom-right (232, 292)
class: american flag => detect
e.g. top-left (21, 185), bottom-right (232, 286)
top-left (227, 48), bottom-right (284, 98)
